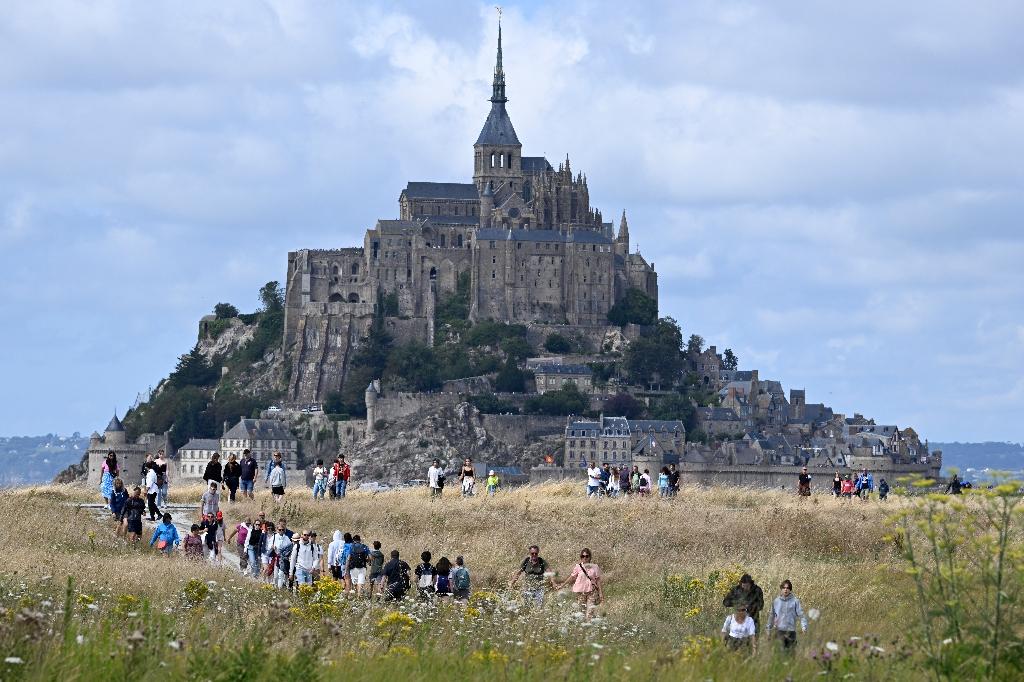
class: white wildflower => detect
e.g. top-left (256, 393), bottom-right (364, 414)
top-left (825, 641), bottom-right (840, 652)
top-left (808, 608), bottom-right (821, 621)
top-left (4, 657), bottom-right (24, 665)
top-left (76, 635), bottom-right (85, 645)
top-left (591, 642), bottom-right (604, 649)
top-left (942, 638), bottom-right (953, 645)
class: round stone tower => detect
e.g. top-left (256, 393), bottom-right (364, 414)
top-left (104, 413), bottom-right (127, 446)
top-left (365, 380), bottom-right (379, 435)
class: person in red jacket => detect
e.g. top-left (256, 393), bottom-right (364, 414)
top-left (840, 475), bottom-right (855, 499)
top-left (334, 456), bottom-right (352, 498)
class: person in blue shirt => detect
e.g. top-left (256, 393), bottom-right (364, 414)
top-left (150, 513), bottom-right (181, 555)
top-left (109, 478), bottom-right (129, 519)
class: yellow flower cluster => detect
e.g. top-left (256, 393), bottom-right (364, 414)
top-left (679, 635), bottom-right (715, 662)
top-left (470, 648), bottom-right (511, 665)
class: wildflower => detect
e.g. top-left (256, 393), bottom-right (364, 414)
top-left (76, 635), bottom-right (85, 645)
top-left (825, 641), bottom-right (840, 652)
top-left (808, 608), bottom-right (821, 621)
top-left (168, 640), bottom-right (183, 651)
top-left (591, 642), bottom-right (604, 649)
top-left (5, 657), bottom-right (24, 665)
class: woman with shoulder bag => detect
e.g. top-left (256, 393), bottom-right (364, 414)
top-left (553, 547), bottom-right (603, 621)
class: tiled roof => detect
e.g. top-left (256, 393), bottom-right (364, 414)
top-left (534, 363), bottom-right (592, 376)
top-left (222, 419), bottom-right (296, 442)
top-left (521, 156), bottom-right (552, 172)
top-left (402, 182), bottom-right (479, 200)
top-left (475, 102), bottom-right (520, 146)
top-left (180, 438), bottom-right (220, 451)
top-left (105, 414), bottom-right (124, 433)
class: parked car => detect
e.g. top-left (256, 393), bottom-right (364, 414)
top-left (267, 405), bottom-right (282, 412)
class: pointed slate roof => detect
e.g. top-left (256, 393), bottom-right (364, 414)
top-left (475, 20), bottom-right (520, 146)
top-left (105, 413), bottom-right (125, 433)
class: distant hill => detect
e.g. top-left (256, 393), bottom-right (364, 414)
top-left (0, 434), bottom-right (90, 485)
top-left (933, 441), bottom-right (1024, 479)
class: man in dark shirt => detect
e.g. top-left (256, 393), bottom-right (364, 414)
top-left (798, 467), bottom-right (812, 496)
top-left (667, 464), bottom-right (681, 497)
top-left (723, 573), bottom-right (765, 631)
top-left (509, 544), bottom-right (548, 605)
top-left (381, 550), bottom-right (411, 601)
top-left (239, 450), bottom-right (258, 500)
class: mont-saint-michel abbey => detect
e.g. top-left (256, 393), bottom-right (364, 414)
top-left (284, 25), bottom-right (657, 404)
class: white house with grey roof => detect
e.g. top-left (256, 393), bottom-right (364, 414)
top-left (564, 415), bottom-right (684, 469)
top-left (176, 438), bottom-right (220, 479)
top-left (533, 363), bottom-right (593, 394)
top-left (220, 418), bottom-right (298, 472)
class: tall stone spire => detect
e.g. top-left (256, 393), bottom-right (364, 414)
top-left (491, 15), bottom-right (507, 104)
top-left (618, 209), bottom-right (629, 241)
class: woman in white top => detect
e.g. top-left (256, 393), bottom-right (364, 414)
top-left (607, 467), bottom-right (621, 498)
top-left (722, 605), bottom-right (757, 652)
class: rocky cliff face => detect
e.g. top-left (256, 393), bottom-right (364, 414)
top-left (350, 402), bottom-right (560, 483)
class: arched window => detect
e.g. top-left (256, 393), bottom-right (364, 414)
top-left (332, 265), bottom-right (339, 275)
top-left (351, 263), bottom-right (359, 275)
top-left (347, 293), bottom-right (359, 303)
top-left (429, 267), bottom-right (437, 280)
top-left (457, 234), bottom-right (463, 248)
top-left (490, 153), bottom-right (496, 168)
top-left (500, 153), bottom-right (505, 168)
top-left (329, 293), bottom-right (343, 303)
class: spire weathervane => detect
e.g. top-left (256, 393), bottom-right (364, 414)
top-left (491, 6), bottom-right (507, 103)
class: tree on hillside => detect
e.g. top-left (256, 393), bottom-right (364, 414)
top-left (385, 342), bottom-right (440, 392)
top-left (259, 281), bottom-right (284, 313)
top-left (214, 303), bottom-right (239, 319)
top-left (687, 334), bottom-right (705, 356)
top-left (500, 335), bottom-right (533, 361)
top-left (544, 333), bottom-right (572, 354)
top-left (602, 392), bottom-right (645, 419)
top-left (648, 393), bottom-right (697, 433)
top-left (722, 348), bottom-right (739, 370)
top-left (494, 359), bottom-right (526, 393)
top-left (523, 382), bottom-right (589, 416)
top-left (607, 288), bottom-right (658, 326)
top-left (169, 344), bottom-right (219, 389)
top-left (623, 318), bottom-right (684, 388)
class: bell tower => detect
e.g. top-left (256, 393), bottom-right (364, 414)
top-left (473, 15), bottom-right (523, 197)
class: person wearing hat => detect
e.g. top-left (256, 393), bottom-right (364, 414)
top-left (486, 470), bottom-right (500, 496)
top-left (797, 467), bottom-right (812, 497)
top-left (290, 529), bottom-right (321, 586)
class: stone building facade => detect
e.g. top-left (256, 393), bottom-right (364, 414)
top-left (564, 416), bottom-right (685, 470)
top-left (85, 414), bottom-right (172, 487)
top-left (533, 363), bottom-right (593, 394)
top-left (219, 418), bottom-right (298, 473)
top-left (176, 438), bottom-right (220, 479)
top-left (283, 24), bottom-right (659, 403)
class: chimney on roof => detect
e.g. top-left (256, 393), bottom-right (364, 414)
top-left (223, 420), bottom-right (229, 436)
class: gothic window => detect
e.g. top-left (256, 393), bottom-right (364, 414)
top-left (347, 293), bottom-right (359, 303)
top-left (457, 234), bottom-right (464, 248)
top-left (490, 153), bottom-right (496, 168)
top-left (500, 153), bottom-right (505, 168)
top-left (351, 263), bottom-right (359, 275)
top-left (429, 267), bottom-right (437, 280)
top-left (332, 265), bottom-right (339, 275)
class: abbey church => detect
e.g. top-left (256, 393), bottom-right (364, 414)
top-left (284, 24), bottom-right (659, 402)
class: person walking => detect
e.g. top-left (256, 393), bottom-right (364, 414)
top-left (798, 467), bottom-right (812, 497)
top-left (290, 530), bottom-right (320, 586)
top-left (201, 481), bottom-right (221, 517)
top-left (600, 463), bottom-right (612, 494)
top-left (120, 486), bottom-right (146, 545)
top-left (244, 520), bottom-right (265, 578)
top-left (222, 454), bottom-right (241, 503)
top-left (434, 556), bottom-right (453, 598)
top-left (722, 605), bottom-right (758, 652)
top-left (509, 545), bottom-right (548, 606)
top-left (369, 541), bottom-right (386, 600)
top-left (668, 463), bottom-right (681, 497)
top-left (109, 477), bottom-right (129, 520)
top-left (860, 469), bottom-right (874, 501)
top-left (630, 465), bottom-right (641, 493)
top-left (552, 547), bottom-right (603, 622)
top-left (327, 530), bottom-right (345, 581)
top-left (427, 459), bottom-right (445, 498)
top-left (658, 467), bottom-right (670, 498)
top-left (326, 459), bottom-right (338, 500)
top-left (271, 523), bottom-right (294, 589)
top-left (99, 452), bottom-right (118, 504)
top-left (586, 461), bottom-right (602, 497)
top-left (831, 471), bottom-right (842, 497)
top-left (239, 449), bottom-right (258, 500)
top-left (459, 458), bottom-right (476, 497)
top-left (878, 478), bottom-right (890, 501)
top-left (154, 449), bottom-right (170, 509)
top-left (336, 456), bottom-right (351, 498)
top-left (639, 469), bottom-right (652, 496)
top-left (608, 467), bottom-right (621, 498)
top-left (619, 465), bottom-right (631, 495)
top-left (346, 535), bottom-right (370, 598)
top-left (486, 470), bottom-right (500, 496)
top-left (145, 463), bottom-right (160, 521)
top-left (723, 574), bottom-right (765, 633)
top-left (183, 525), bottom-right (205, 561)
top-left (202, 453), bottom-right (223, 485)
top-left (766, 579), bottom-right (807, 651)
top-left (260, 522), bottom-right (277, 583)
top-left (415, 551), bottom-right (435, 600)
top-left (312, 459), bottom-right (328, 500)
top-left (452, 556), bottom-right (471, 601)
top-left (267, 454), bottom-right (287, 502)
top-left (149, 513), bottom-right (180, 556)
top-left (381, 550), bottom-right (411, 601)
top-left (226, 517), bottom-right (252, 571)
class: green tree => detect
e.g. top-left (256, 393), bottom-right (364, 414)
top-left (435, 271), bottom-right (471, 327)
top-left (323, 391), bottom-right (346, 415)
top-left (259, 281), bottom-right (284, 313)
top-left (623, 318), bottom-right (684, 388)
top-left (169, 345), bottom-right (219, 389)
top-left (687, 334), bottom-right (704, 356)
top-left (380, 291), bottom-right (399, 317)
top-left (500, 335), bottom-right (533, 361)
top-left (523, 383), bottom-right (589, 416)
top-left (213, 303), bottom-right (239, 319)
top-left (607, 288), bottom-right (658, 326)
top-left (602, 392), bottom-right (645, 419)
top-left (385, 342), bottom-right (440, 391)
top-left (494, 359), bottom-right (526, 393)
top-left (722, 348), bottom-right (738, 370)
top-left (544, 333), bottom-right (573, 354)
top-left (648, 393), bottom-right (697, 432)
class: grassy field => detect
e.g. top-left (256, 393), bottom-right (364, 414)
top-left (0, 480), bottom-right (1016, 680)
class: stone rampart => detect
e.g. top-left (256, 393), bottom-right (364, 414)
top-left (480, 414), bottom-right (565, 444)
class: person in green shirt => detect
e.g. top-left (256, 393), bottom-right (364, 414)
top-left (486, 470), bottom-right (500, 496)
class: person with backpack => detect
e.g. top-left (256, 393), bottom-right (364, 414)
top-left (337, 532), bottom-right (354, 591)
top-left (120, 486), bottom-right (146, 545)
top-left (639, 469), bottom-right (652, 496)
top-left (346, 534), bottom-right (371, 598)
top-left (290, 530), bottom-right (321, 586)
top-left (222, 454), bottom-right (241, 503)
top-left (149, 513), bottom-right (180, 556)
top-left (509, 545), bottom-right (548, 605)
top-left (415, 550), bottom-right (435, 600)
top-left (381, 550), bottom-right (411, 601)
top-left (239, 449), bottom-right (258, 501)
top-left (368, 541), bottom-right (386, 600)
top-left (183, 525), bottom-right (205, 561)
top-left (434, 556), bottom-right (453, 598)
top-left (452, 556), bottom-right (471, 601)
top-left (154, 449), bottom-right (170, 509)
top-left (553, 547), bottom-right (603, 622)
top-left (428, 459), bottom-right (445, 498)
top-left (109, 477), bottom-right (129, 521)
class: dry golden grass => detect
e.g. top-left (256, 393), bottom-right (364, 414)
top-left (9, 480), bottom-right (915, 645)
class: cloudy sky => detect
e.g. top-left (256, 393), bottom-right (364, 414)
top-left (1, 1), bottom-right (1022, 443)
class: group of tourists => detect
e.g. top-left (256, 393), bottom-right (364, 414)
top-left (426, 458), bottom-right (501, 497)
top-left (583, 462), bottom-right (681, 498)
top-left (824, 468), bottom-right (889, 500)
top-left (310, 456), bottom-right (353, 499)
top-left (721, 573), bottom-right (810, 653)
